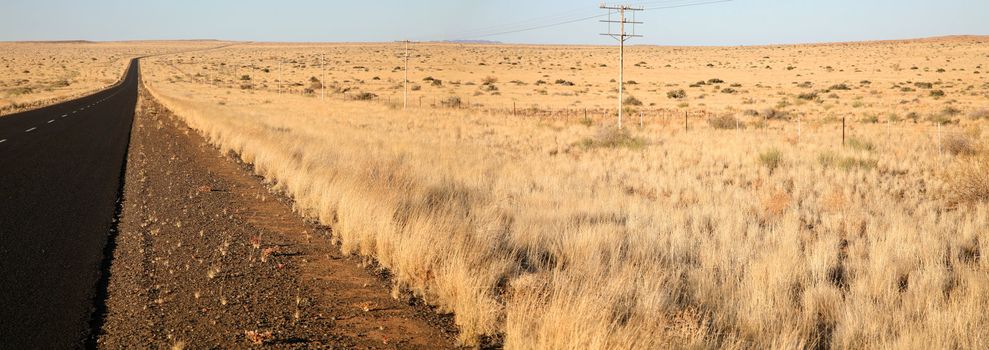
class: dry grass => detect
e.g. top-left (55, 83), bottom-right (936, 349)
top-left (140, 38), bottom-right (989, 348)
top-left (945, 152), bottom-right (989, 205)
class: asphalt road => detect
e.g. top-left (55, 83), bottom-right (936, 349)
top-left (0, 59), bottom-right (139, 349)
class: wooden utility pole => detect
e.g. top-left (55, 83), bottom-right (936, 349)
top-left (600, 4), bottom-right (643, 130)
top-left (397, 40), bottom-right (415, 110)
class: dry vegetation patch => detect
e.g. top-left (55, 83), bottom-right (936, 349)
top-left (140, 37), bottom-right (989, 348)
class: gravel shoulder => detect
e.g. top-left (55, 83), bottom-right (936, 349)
top-left (96, 80), bottom-right (459, 349)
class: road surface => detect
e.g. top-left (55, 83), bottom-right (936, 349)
top-left (0, 59), bottom-right (139, 348)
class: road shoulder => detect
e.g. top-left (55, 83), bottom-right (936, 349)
top-left (97, 81), bottom-right (459, 348)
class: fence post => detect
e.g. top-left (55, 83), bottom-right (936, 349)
top-left (639, 110), bottom-right (643, 128)
top-left (684, 111), bottom-right (689, 131)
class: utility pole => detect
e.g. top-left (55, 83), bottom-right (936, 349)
top-left (398, 40), bottom-right (415, 110)
top-left (600, 4), bottom-right (643, 130)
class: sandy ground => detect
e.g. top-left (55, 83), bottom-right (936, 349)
top-left (97, 81), bottom-right (459, 349)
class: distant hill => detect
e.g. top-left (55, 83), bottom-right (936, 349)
top-left (438, 40), bottom-right (502, 44)
top-left (10, 40), bottom-right (94, 44)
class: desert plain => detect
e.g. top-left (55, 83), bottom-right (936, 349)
top-left (3, 36), bottom-right (988, 348)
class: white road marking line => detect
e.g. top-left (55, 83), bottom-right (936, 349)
top-left (0, 139), bottom-right (6, 143)
top-left (48, 120), bottom-right (54, 123)
top-left (61, 114), bottom-right (67, 118)
top-left (25, 127), bottom-right (36, 132)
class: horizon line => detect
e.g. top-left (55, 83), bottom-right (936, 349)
top-left (3, 34), bottom-right (987, 48)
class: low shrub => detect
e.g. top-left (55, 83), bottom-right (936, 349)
top-left (759, 148), bottom-right (784, 173)
top-left (829, 83), bottom-right (851, 91)
top-left (797, 91), bottom-right (819, 100)
top-left (942, 134), bottom-right (979, 156)
top-left (860, 115), bottom-right (879, 124)
top-left (846, 136), bottom-right (875, 152)
top-left (350, 92), bottom-right (377, 100)
top-left (818, 151), bottom-right (877, 171)
top-left (970, 109), bottom-right (989, 120)
top-left (838, 157), bottom-right (878, 171)
top-left (667, 89), bottom-right (687, 99)
top-left (578, 127), bottom-right (647, 149)
top-left (623, 95), bottom-right (643, 106)
top-left (8, 87), bottom-right (33, 95)
top-left (945, 153), bottom-right (989, 204)
top-left (442, 95), bottom-right (462, 107)
top-left (762, 108), bottom-right (790, 120)
top-left (928, 114), bottom-right (955, 125)
top-left (707, 115), bottom-right (743, 129)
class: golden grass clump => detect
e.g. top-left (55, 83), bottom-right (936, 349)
top-left (945, 152), bottom-right (989, 204)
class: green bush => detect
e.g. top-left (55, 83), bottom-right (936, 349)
top-left (667, 89), bottom-right (687, 99)
top-left (759, 148), bottom-right (784, 173)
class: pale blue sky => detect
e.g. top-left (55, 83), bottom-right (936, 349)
top-left (1, 0), bottom-right (987, 45)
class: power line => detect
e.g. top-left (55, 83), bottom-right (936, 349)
top-left (444, 13), bottom-right (610, 42)
top-left (432, 0), bottom-right (732, 42)
top-left (428, 7), bottom-right (599, 41)
top-left (642, 0), bottom-right (733, 10)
